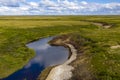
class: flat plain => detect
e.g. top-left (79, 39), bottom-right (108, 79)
top-left (0, 16), bottom-right (120, 80)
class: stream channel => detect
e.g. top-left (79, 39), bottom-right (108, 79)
top-left (3, 37), bottom-right (69, 80)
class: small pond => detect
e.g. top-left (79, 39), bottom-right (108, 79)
top-left (3, 37), bottom-right (69, 80)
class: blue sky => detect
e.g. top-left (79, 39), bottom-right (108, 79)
top-left (0, 0), bottom-right (120, 15)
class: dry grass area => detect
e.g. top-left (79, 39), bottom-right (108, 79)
top-left (0, 16), bottom-right (89, 28)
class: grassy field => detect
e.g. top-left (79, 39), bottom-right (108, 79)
top-left (0, 16), bottom-right (120, 80)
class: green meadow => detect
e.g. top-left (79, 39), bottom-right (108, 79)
top-left (0, 16), bottom-right (120, 80)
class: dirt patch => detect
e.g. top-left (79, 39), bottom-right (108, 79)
top-left (92, 22), bottom-right (112, 29)
top-left (111, 45), bottom-right (120, 49)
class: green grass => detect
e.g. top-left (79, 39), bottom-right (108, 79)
top-left (67, 16), bottom-right (120, 80)
top-left (0, 16), bottom-right (120, 80)
top-left (0, 16), bottom-right (91, 78)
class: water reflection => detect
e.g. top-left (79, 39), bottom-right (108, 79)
top-left (3, 37), bottom-right (69, 80)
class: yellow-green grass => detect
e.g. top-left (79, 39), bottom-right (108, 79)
top-left (0, 16), bottom-right (92, 78)
top-left (0, 16), bottom-right (120, 80)
top-left (67, 16), bottom-right (120, 80)
top-left (0, 20), bottom-right (89, 28)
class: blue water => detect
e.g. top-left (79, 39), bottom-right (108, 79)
top-left (3, 37), bottom-right (69, 80)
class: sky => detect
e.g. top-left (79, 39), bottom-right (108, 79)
top-left (0, 0), bottom-right (120, 15)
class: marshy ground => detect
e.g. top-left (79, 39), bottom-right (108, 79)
top-left (0, 16), bottom-right (120, 80)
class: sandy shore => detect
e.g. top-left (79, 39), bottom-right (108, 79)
top-left (46, 43), bottom-right (77, 80)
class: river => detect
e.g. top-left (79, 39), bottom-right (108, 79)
top-left (3, 37), bottom-right (69, 80)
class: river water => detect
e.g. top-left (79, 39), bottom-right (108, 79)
top-left (3, 37), bottom-right (69, 80)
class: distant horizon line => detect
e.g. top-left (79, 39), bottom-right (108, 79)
top-left (0, 14), bottom-right (120, 16)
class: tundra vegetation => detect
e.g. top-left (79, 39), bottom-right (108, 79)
top-left (0, 16), bottom-right (120, 80)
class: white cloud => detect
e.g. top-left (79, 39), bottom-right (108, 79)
top-left (0, 0), bottom-right (120, 15)
top-left (0, 0), bottom-right (25, 2)
top-left (62, 0), bottom-right (79, 10)
top-left (40, 0), bottom-right (58, 7)
top-left (80, 1), bottom-right (88, 5)
top-left (19, 6), bottom-right (30, 11)
top-left (28, 2), bottom-right (39, 7)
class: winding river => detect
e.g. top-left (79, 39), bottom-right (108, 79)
top-left (3, 37), bottom-right (69, 80)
